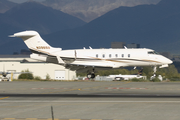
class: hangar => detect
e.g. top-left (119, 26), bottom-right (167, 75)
top-left (0, 55), bottom-right (76, 80)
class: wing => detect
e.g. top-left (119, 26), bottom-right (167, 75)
top-left (53, 56), bottom-right (128, 72)
top-left (64, 64), bottom-right (113, 73)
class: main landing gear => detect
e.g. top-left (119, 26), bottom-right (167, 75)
top-left (153, 66), bottom-right (157, 76)
top-left (87, 69), bottom-right (96, 79)
top-left (150, 66), bottom-right (157, 80)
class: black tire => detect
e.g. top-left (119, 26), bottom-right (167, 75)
top-left (91, 73), bottom-right (95, 79)
top-left (87, 73), bottom-right (92, 79)
top-left (87, 73), bottom-right (96, 79)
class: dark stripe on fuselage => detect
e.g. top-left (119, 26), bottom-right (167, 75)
top-left (61, 57), bottom-right (160, 63)
top-left (29, 49), bottom-right (55, 58)
top-left (30, 49), bottom-right (47, 55)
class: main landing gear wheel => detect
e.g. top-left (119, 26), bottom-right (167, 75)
top-left (87, 73), bottom-right (95, 79)
top-left (87, 68), bottom-right (96, 79)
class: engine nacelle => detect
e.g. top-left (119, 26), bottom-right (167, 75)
top-left (30, 53), bottom-right (47, 62)
top-left (159, 64), bottom-right (169, 68)
top-left (30, 53), bottom-right (65, 64)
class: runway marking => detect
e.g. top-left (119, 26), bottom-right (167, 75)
top-left (40, 81), bottom-right (131, 94)
top-left (31, 82), bottom-right (131, 90)
top-left (0, 96), bottom-right (9, 100)
top-left (2, 118), bottom-right (16, 119)
top-left (0, 118), bottom-right (123, 120)
top-left (25, 118), bottom-right (38, 120)
top-left (106, 87), bottom-right (148, 89)
top-left (69, 119), bottom-right (81, 120)
top-left (91, 119), bottom-right (104, 120)
top-left (32, 88), bottom-right (73, 90)
top-left (0, 101), bottom-right (180, 103)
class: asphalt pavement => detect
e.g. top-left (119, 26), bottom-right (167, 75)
top-left (0, 81), bottom-right (180, 120)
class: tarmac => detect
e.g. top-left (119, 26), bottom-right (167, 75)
top-left (0, 81), bottom-right (180, 120)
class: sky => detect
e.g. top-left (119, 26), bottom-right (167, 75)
top-left (8, 0), bottom-right (45, 3)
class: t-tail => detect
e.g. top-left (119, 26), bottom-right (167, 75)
top-left (10, 31), bottom-right (64, 64)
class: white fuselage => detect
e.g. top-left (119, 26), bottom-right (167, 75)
top-left (55, 48), bottom-right (172, 68)
top-left (11, 31), bottom-right (173, 72)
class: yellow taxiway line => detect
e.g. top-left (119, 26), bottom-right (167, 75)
top-left (0, 96), bottom-right (9, 100)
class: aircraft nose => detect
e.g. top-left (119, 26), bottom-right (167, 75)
top-left (167, 58), bottom-right (173, 64)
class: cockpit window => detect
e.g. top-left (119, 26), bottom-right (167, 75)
top-left (148, 51), bottom-right (160, 55)
top-left (148, 51), bottom-right (154, 54)
top-left (154, 51), bottom-right (160, 55)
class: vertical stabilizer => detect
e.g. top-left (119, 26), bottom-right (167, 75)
top-left (10, 31), bottom-right (61, 55)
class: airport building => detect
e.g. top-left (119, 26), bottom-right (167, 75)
top-left (127, 43), bottom-right (140, 48)
top-left (0, 55), bottom-right (76, 80)
top-left (111, 42), bottom-right (140, 48)
top-left (111, 42), bottom-right (126, 48)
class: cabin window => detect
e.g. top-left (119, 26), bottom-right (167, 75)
top-left (96, 54), bottom-right (98, 58)
top-left (102, 54), bottom-right (105, 58)
top-left (115, 54), bottom-right (118, 58)
top-left (122, 54), bottom-right (124, 58)
top-left (128, 54), bottom-right (130, 58)
top-left (109, 54), bottom-right (111, 58)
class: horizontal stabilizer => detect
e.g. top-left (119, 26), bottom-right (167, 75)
top-left (9, 31), bottom-right (38, 38)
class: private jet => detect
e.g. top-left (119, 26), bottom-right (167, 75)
top-left (10, 31), bottom-right (173, 78)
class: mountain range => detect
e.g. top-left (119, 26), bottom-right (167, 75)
top-left (0, 0), bottom-right (17, 13)
top-left (43, 0), bottom-right (161, 22)
top-left (42, 0), bottom-right (180, 55)
top-left (1, 0), bottom-right (160, 23)
top-left (0, 1), bottom-right (86, 54)
top-left (1, 0), bottom-right (180, 55)
top-left (2, 1), bottom-right (86, 34)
